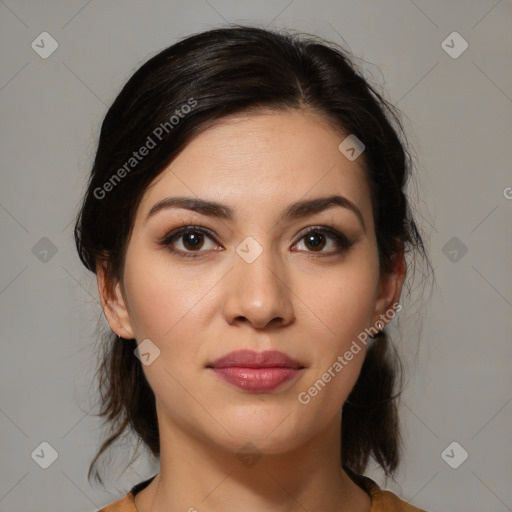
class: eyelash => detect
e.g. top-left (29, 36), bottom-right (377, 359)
top-left (157, 225), bottom-right (354, 259)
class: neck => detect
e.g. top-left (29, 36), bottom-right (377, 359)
top-left (134, 410), bottom-right (371, 512)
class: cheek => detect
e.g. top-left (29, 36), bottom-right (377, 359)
top-left (292, 255), bottom-right (379, 402)
top-left (122, 247), bottom-right (210, 340)
top-left (293, 283), bottom-right (374, 417)
top-left (298, 261), bottom-right (379, 348)
top-left (121, 249), bottom-right (212, 398)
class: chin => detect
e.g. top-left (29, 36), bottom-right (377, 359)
top-left (204, 407), bottom-right (316, 455)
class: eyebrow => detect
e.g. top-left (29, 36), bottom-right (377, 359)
top-left (145, 194), bottom-right (365, 231)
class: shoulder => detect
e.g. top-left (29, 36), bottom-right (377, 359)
top-left (97, 492), bottom-right (136, 512)
top-left (97, 474), bottom-right (155, 512)
top-left (369, 487), bottom-right (428, 511)
top-left (344, 466), bottom-right (429, 512)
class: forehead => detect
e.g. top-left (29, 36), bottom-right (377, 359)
top-left (138, 108), bottom-right (372, 222)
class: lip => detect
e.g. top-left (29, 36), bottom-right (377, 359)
top-left (207, 350), bottom-right (305, 393)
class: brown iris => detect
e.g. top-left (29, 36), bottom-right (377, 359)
top-left (303, 232), bottom-right (326, 252)
top-left (182, 232), bottom-right (205, 251)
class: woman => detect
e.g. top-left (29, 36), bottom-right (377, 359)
top-left (74, 25), bottom-right (430, 512)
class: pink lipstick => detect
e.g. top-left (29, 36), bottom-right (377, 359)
top-left (207, 349), bottom-right (304, 393)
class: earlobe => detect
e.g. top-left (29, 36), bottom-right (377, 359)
top-left (96, 260), bottom-right (135, 340)
top-left (372, 251), bottom-right (406, 328)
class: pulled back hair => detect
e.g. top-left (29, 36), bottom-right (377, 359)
top-left (73, 25), bottom-right (430, 485)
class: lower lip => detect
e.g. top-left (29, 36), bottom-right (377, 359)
top-left (210, 367), bottom-right (302, 393)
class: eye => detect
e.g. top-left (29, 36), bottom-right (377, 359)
top-left (292, 227), bottom-right (353, 255)
top-left (158, 226), bottom-right (220, 258)
top-left (159, 225), bottom-right (353, 259)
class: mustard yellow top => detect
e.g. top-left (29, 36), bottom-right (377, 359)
top-left (97, 469), bottom-right (428, 512)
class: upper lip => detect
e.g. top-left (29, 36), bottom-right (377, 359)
top-left (207, 350), bottom-right (304, 369)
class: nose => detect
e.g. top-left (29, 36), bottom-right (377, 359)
top-left (223, 243), bottom-right (295, 330)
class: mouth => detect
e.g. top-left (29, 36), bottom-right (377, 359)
top-left (207, 349), bottom-right (305, 393)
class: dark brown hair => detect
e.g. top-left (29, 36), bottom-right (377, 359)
top-left (73, 25), bottom-right (430, 485)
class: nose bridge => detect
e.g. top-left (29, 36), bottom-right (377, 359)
top-left (224, 235), bottom-right (293, 328)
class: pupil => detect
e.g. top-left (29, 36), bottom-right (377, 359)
top-left (306, 233), bottom-right (325, 251)
top-left (184, 233), bottom-right (203, 250)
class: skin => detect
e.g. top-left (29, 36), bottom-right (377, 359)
top-left (97, 108), bottom-right (405, 512)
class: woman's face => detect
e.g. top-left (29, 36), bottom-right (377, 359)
top-left (99, 108), bottom-right (403, 455)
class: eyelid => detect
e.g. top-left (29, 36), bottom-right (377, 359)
top-left (294, 224), bottom-right (340, 240)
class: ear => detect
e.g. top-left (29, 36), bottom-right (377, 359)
top-left (371, 250), bottom-right (406, 327)
top-left (96, 260), bottom-right (135, 339)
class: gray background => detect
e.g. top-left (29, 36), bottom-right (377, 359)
top-left (1, 1), bottom-right (511, 511)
